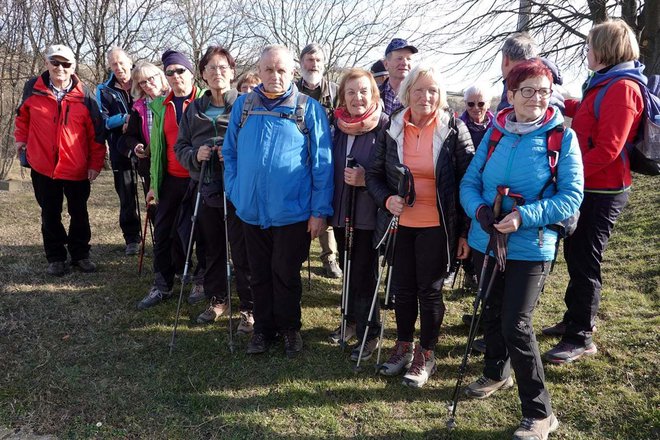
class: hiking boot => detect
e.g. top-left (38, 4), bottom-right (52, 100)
top-left (196, 297), bottom-right (228, 324)
top-left (462, 313), bottom-right (484, 332)
top-left (472, 338), bottom-right (486, 354)
top-left (323, 260), bottom-right (342, 278)
top-left (463, 272), bottom-right (478, 291)
top-left (378, 340), bottom-right (414, 376)
top-left (350, 336), bottom-right (380, 361)
top-left (246, 332), bottom-right (268, 354)
top-left (542, 322), bottom-right (597, 337)
top-left (402, 346), bottom-right (437, 388)
top-left (236, 310), bottom-right (255, 334)
top-left (465, 375), bottom-right (514, 399)
top-left (46, 261), bottom-right (68, 277)
top-left (283, 330), bottom-right (303, 358)
top-left (443, 271), bottom-right (456, 287)
top-left (513, 413), bottom-right (559, 440)
top-left (187, 283), bottom-right (206, 305)
top-left (72, 258), bottom-right (97, 273)
top-left (125, 242), bottom-right (140, 256)
top-left (137, 286), bottom-right (173, 310)
top-left (329, 322), bottom-right (356, 344)
top-left (543, 341), bottom-right (597, 364)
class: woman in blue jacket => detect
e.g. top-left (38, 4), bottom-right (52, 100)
top-left (460, 59), bottom-right (583, 440)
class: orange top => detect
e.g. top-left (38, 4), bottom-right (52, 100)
top-left (399, 109), bottom-right (440, 228)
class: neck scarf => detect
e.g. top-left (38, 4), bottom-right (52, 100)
top-left (334, 102), bottom-right (382, 136)
top-left (504, 111), bottom-right (545, 135)
top-left (254, 83), bottom-right (294, 110)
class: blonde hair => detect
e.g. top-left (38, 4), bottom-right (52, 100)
top-left (130, 61), bottom-right (168, 100)
top-left (337, 68), bottom-right (380, 109)
top-left (588, 19), bottom-right (640, 67)
top-left (398, 63), bottom-right (448, 110)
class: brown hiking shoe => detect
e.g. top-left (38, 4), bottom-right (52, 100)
top-left (196, 297), bottom-right (228, 324)
top-left (283, 330), bottom-right (303, 358)
top-left (46, 261), bottom-right (68, 277)
top-left (328, 322), bottom-right (356, 344)
top-left (513, 413), bottom-right (559, 440)
top-left (465, 375), bottom-right (514, 399)
top-left (236, 311), bottom-right (255, 334)
top-left (72, 258), bottom-right (96, 273)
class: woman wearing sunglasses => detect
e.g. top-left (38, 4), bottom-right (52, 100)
top-left (460, 84), bottom-right (494, 149)
top-left (121, 61), bottom-right (170, 196)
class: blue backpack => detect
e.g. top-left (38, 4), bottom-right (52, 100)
top-left (594, 74), bottom-right (660, 176)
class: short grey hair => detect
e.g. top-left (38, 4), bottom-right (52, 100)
top-left (463, 83), bottom-right (493, 102)
top-left (259, 44), bottom-right (295, 70)
top-left (106, 46), bottom-right (132, 66)
top-left (502, 33), bottom-right (539, 61)
top-left (398, 63), bottom-right (447, 110)
top-left (300, 43), bottom-right (325, 61)
top-left (130, 60), bottom-right (168, 100)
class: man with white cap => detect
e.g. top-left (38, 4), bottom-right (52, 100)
top-left (15, 44), bottom-right (106, 276)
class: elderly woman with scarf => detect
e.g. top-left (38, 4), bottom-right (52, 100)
top-left (328, 68), bottom-right (388, 361)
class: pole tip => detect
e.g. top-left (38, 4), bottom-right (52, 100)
top-left (446, 418), bottom-right (457, 430)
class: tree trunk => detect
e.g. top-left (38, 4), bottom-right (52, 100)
top-left (587, 0), bottom-right (608, 24)
top-left (639, 0), bottom-right (660, 75)
top-left (517, 0), bottom-right (532, 31)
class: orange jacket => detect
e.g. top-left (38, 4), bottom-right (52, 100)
top-left (15, 72), bottom-right (106, 181)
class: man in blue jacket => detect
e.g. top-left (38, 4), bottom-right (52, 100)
top-left (97, 47), bottom-right (140, 255)
top-left (223, 45), bottom-right (333, 358)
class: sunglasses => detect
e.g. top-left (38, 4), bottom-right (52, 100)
top-left (49, 59), bottom-right (72, 69)
top-left (467, 101), bottom-right (486, 108)
top-left (165, 68), bottom-right (187, 77)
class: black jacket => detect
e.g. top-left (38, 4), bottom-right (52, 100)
top-left (366, 108), bottom-right (474, 273)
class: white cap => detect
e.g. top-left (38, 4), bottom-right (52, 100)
top-left (45, 44), bottom-right (76, 63)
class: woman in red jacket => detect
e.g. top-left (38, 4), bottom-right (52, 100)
top-left (14, 44), bottom-right (106, 276)
top-left (543, 19), bottom-right (646, 364)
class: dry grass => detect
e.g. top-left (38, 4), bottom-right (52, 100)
top-left (0, 165), bottom-right (658, 439)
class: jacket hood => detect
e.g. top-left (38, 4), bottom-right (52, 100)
top-left (102, 72), bottom-right (117, 87)
top-left (493, 105), bottom-right (564, 137)
top-left (35, 71), bottom-right (83, 97)
top-left (584, 61), bottom-right (647, 94)
top-left (539, 57), bottom-right (563, 86)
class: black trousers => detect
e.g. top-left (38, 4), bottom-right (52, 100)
top-left (473, 251), bottom-right (552, 419)
top-left (334, 227), bottom-right (380, 340)
top-left (112, 169), bottom-right (141, 245)
top-left (391, 225), bottom-right (448, 351)
top-left (152, 174), bottom-right (188, 291)
top-left (30, 170), bottom-right (91, 263)
top-left (561, 191), bottom-right (629, 346)
top-left (243, 221), bottom-right (310, 336)
top-left (198, 199), bottom-right (253, 311)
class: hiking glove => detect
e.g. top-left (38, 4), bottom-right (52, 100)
top-left (476, 204), bottom-right (495, 234)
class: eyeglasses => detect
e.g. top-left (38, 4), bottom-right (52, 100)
top-left (467, 101), bottom-right (485, 108)
top-left (165, 68), bottom-right (187, 77)
top-left (513, 87), bottom-right (552, 99)
top-left (49, 59), bottom-right (72, 69)
top-left (138, 74), bottom-right (158, 87)
top-left (205, 64), bottom-right (231, 73)
top-left (582, 44), bottom-right (590, 56)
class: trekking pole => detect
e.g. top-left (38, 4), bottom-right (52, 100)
top-left (131, 160), bottom-right (143, 243)
top-left (169, 161), bottom-right (207, 355)
top-left (138, 173), bottom-right (155, 248)
top-left (446, 190), bottom-right (505, 430)
top-left (339, 156), bottom-right (357, 350)
top-left (137, 200), bottom-right (151, 276)
top-left (451, 259), bottom-right (462, 290)
top-left (219, 144), bottom-right (235, 354)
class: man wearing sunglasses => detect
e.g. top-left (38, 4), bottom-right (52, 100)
top-left (97, 47), bottom-right (142, 257)
top-left (15, 44), bottom-right (106, 276)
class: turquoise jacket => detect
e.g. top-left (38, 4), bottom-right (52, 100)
top-left (222, 84), bottom-right (333, 228)
top-left (460, 106), bottom-right (584, 261)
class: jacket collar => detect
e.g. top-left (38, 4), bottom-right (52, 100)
top-left (387, 108), bottom-right (452, 166)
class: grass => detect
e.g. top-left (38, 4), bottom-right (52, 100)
top-left (0, 167), bottom-right (658, 440)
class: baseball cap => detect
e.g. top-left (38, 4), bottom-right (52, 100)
top-left (370, 60), bottom-right (388, 78)
top-left (384, 38), bottom-right (418, 57)
top-left (45, 44), bottom-right (76, 63)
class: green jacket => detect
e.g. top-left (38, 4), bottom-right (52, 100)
top-left (149, 85), bottom-right (205, 201)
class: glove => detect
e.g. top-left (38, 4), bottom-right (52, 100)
top-left (476, 204), bottom-right (495, 234)
top-left (488, 231), bottom-right (508, 271)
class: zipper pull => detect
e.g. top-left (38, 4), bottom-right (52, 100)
top-left (538, 228), bottom-right (544, 247)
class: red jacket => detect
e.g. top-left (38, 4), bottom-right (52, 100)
top-left (15, 72), bottom-right (106, 181)
top-left (565, 78), bottom-right (644, 192)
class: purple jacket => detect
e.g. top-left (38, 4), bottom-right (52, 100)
top-left (330, 113), bottom-right (389, 230)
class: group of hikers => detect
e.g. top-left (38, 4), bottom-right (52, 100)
top-left (14, 17), bottom-right (658, 440)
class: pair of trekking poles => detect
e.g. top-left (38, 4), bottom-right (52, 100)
top-left (338, 162), bottom-right (415, 372)
top-left (169, 140), bottom-right (235, 355)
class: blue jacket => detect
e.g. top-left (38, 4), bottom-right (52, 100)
top-left (96, 72), bottom-right (133, 170)
top-left (222, 84), bottom-right (334, 228)
top-left (460, 106), bottom-right (584, 261)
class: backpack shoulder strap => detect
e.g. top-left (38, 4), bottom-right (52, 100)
top-left (294, 92), bottom-right (309, 136)
top-left (594, 77), bottom-right (629, 120)
top-left (239, 92), bottom-right (259, 128)
top-left (537, 126), bottom-right (565, 199)
top-left (479, 127), bottom-right (504, 173)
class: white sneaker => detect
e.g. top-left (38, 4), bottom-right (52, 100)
top-left (513, 413), bottom-right (559, 440)
top-left (378, 340), bottom-right (414, 376)
top-left (402, 346), bottom-right (436, 388)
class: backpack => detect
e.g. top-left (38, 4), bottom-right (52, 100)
top-left (238, 91), bottom-right (311, 162)
top-left (482, 126), bottom-right (580, 266)
top-left (593, 75), bottom-right (660, 176)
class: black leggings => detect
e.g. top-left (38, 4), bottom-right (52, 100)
top-left (473, 250), bottom-right (552, 419)
top-left (391, 225), bottom-right (448, 351)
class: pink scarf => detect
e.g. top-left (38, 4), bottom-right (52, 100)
top-left (334, 102), bottom-right (382, 136)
